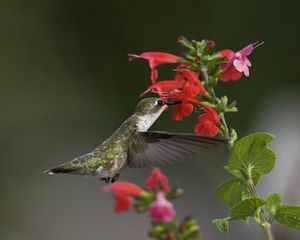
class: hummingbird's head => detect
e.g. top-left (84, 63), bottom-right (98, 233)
top-left (134, 97), bottom-right (181, 131)
top-left (135, 97), bottom-right (167, 115)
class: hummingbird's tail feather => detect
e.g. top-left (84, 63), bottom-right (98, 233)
top-left (44, 153), bottom-right (99, 176)
top-left (43, 164), bottom-right (82, 175)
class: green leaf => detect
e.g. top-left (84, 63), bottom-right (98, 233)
top-left (266, 194), bottom-right (282, 217)
top-left (274, 205), bottom-right (300, 230)
top-left (216, 179), bottom-right (249, 208)
top-left (227, 133), bottom-right (276, 179)
top-left (212, 218), bottom-right (229, 233)
top-left (230, 198), bottom-right (266, 220)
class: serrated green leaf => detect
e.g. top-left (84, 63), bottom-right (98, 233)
top-left (230, 198), bottom-right (266, 220)
top-left (274, 205), bottom-right (300, 230)
top-left (227, 133), bottom-right (276, 179)
top-left (216, 179), bottom-right (250, 208)
top-left (266, 194), bottom-right (282, 217)
top-left (212, 218), bottom-right (229, 233)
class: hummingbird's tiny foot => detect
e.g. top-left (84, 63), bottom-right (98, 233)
top-left (100, 177), bottom-right (110, 183)
top-left (111, 173), bottom-right (120, 183)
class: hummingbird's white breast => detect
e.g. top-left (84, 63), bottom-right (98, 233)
top-left (136, 105), bottom-right (167, 132)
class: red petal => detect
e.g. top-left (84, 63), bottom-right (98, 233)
top-left (150, 68), bottom-right (158, 83)
top-left (101, 182), bottom-right (142, 196)
top-left (194, 121), bottom-right (219, 137)
top-left (180, 103), bottom-right (194, 117)
top-left (114, 192), bottom-right (132, 213)
top-left (172, 109), bottom-right (184, 121)
top-left (220, 49), bottom-right (235, 61)
top-left (219, 49), bottom-right (243, 81)
top-left (202, 107), bottom-right (221, 126)
top-left (146, 168), bottom-right (170, 193)
top-left (128, 52), bottom-right (180, 82)
top-left (220, 65), bottom-right (243, 81)
top-left (145, 80), bottom-right (185, 97)
top-left (139, 52), bottom-right (180, 67)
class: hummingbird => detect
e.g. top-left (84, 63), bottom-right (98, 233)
top-left (44, 98), bottom-right (226, 183)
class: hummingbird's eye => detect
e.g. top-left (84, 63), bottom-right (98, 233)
top-left (156, 99), bottom-right (164, 106)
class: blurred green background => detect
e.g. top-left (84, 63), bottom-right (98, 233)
top-left (0, 0), bottom-right (299, 239)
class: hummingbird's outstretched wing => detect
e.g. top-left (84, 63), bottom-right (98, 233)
top-left (127, 131), bottom-right (227, 168)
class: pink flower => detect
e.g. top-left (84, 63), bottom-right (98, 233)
top-left (219, 42), bottom-right (263, 81)
top-left (101, 182), bottom-right (142, 213)
top-left (149, 192), bottom-right (176, 223)
top-left (146, 168), bottom-right (170, 193)
top-left (194, 107), bottom-right (221, 137)
top-left (128, 52), bottom-right (180, 83)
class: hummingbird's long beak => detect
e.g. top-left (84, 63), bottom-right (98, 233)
top-left (165, 100), bottom-right (182, 105)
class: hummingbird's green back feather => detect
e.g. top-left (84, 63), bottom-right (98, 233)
top-left (45, 115), bottom-right (139, 176)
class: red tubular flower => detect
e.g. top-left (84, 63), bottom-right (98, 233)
top-left (194, 107), bottom-right (221, 137)
top-left (146, 168), bottom-right (170, 193)
top-left (128, 52), bottom-right (180, 83)
top-left (172, 103), bottom-right (194, 121)
top-left (170, 69), bottom-right (205, 121)
top-left (219, 42), bottom-right (263, 82)
top-left (101, 182), bottom-right (142, 213)
top-left (179, 69), bottom-right (207, 96)
top-left (140, 79), bottom-right (185, 97)
top-left (141, 68), bottom-right (207, 121)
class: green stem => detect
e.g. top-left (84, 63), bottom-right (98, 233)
top-left (201, 66), bottom-right (231, 143)
top-left (246, 179), bottom-right (274, 240)
top-left (201, 66), bottom-right (274, 240)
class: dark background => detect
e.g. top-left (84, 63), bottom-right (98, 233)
top-left (0, 0), bottom-right (299, 239)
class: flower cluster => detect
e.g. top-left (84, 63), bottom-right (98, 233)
top-left (101, 168), bottom-right (200, 240)
top-left (129, 37), bottom-right (262, 137)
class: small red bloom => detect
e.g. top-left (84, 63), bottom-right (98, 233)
top-left (146, 168), bottom-right (170, 193)
top-left (194, 107), bottom-right (221, 137)
top-left (101, 182), bottom-right (142, 213)
top-left (140, 79), bottom-right (185, 97)
top-left (179, 69), bottom-right (207, 96)
top-left (207, 40), bottom-right (215, 49)
top-left (172, 103), bottom-right (194, 121)
top-left (128, 52), bottom-right (180, 83)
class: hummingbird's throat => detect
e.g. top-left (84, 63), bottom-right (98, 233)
top-left (136, 106), bottom-right (166, 132)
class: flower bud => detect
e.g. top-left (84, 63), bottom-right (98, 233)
top-left (148, 225), bottom-right (165, 238)
top-left (177, 36), bottom-right (195, 50)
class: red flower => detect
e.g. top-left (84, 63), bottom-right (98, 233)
top-left (194, 107), bottom-right (221, 137)
top-left (101, 182), bottom-right (142, 213)
top-left (170, 69), bottom-right (205, 121)
top-left (146, 168), bottom-right (170, 193)
top-left (141, 68), bottom-right (207, 121)
top-left (172, 103), bottom-right (194, 121)
top-left (177, 69), bottom-right (207, 96)
top-left (128, 52), bottom-right (180, 83)
top-left (140, 79), bottom-right (185, 97)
